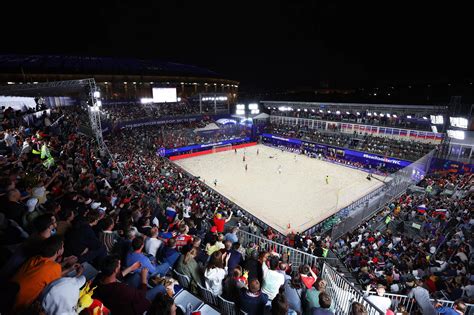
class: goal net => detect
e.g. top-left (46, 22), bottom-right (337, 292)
top-left (212, 143), bottom-right (233, 153)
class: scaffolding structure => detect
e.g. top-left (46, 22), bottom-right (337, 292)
top-left (85, 79), bottom-right (106, 154)
top-left (0, 78), bottom-right (106, 154)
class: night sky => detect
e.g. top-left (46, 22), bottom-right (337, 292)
top-left (1, 1), bottom-right (472, 91)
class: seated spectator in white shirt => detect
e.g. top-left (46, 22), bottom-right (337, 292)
top-left (144, 227), bottom-right (163, 257)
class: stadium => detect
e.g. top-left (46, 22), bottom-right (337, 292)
top-left (1, 0), bottom-right (474, 298)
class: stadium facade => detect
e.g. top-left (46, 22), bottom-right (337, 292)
top-left (0, 54), bottom-right (239, 103)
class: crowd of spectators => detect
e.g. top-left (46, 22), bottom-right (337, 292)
top-left (331, 172), bottom-right (473, 314)
top-left (0, 106), bottom-right (333, 315)
top-left (101, 101), bottom-right (206, 124)
top-left (0, 103), bottom-right (471, 315)
top-left (266, 123), bottom-right (436, 161)
top-left (107, 118), bottom-right (250, 151)
top-left (269, 109), bottom-right (433, 131)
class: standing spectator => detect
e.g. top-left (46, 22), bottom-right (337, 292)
top-left (244, 249), bottom-right (262, 283)
top-left (213, 211), bottom-right (232, 233)
top-left (239, 279), bottom-right (269, 315)
top-left (224, 226), bottom-right (239, 243)
top-left (305, 278), bottom-right (329, 312)
top-left (204, 251), bottom-right (228, 295)
top-left (272, 286), bottom-right (297, 315)
top-left (262, 255), bottom-right (286, 300)
top-left (285, 270), bottom-right (304, 315)
top-left (310, 292), bottom-right (334, 315)
top-left (365, 284), bottom-right (392, 314)
top-left (226, 242), bottom-right (244, 272)
top-left (408, 280), bottom-right (437, 315)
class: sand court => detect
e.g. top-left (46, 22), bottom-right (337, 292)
top-left (174, 144), bottom-right (384, 233)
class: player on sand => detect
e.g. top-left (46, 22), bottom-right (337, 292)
top-left (257, 149), bottom-right (259, 155)
top-left (278, 165), bottom-right (282, 174)
top-left (245, 164), bottom-right (248, 171)
top-left (325, 175), bottom-right (329, 184)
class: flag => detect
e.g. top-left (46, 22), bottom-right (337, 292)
top-left (322, 248), bottom-right (329, 257)
top-left (417, 204), bottom-right (427, 214)
top-left (165, 206), bottom-right (177, 222)
top-left (433, 209), bottom-right (448, 219)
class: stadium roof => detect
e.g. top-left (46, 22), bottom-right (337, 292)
top-left (0, 54), bottom-right (222, 78)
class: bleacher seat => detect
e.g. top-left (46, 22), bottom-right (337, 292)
top-left (197, 282), bottom-right (219, 306)
top-left (173, 269), bottom-right (191, 290)
top-left (218, 295), bottom-right (239, 315)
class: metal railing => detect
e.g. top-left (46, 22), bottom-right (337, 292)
top-left (365, 291), bottom-right (474, 314)
top-left (236, 230), bottom-right (339, 270)
top-left (320, 263), bottom-right (384, 315)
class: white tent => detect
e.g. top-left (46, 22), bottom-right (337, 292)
top-left (253, 112), bottom-right (270, 119)
top-left (194, 123), bottom-right (220, 133)
top-left (216, 118), bottom-right (237, 125)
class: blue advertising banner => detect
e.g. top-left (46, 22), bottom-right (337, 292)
top-left (164, 137), bottom-right (251, 156)
top-left (262, 133), bottom-right (412, 168)
top-left (343, 150), bottom-right (412, 167)
top-left (261, 133), bottom-right (302, 145)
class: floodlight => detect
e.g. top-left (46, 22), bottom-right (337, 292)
top-left (96, 100), bottom-right (102, 107)
top-left (248, 103), bottom-right (258, 110)
top-left (392, 114), bottom-right (397, 118)
top-left (356, 112), bottom-right (360, 115)
top-left (93, 91), bottom-right (100, 98)
top-left (407, 115), bottom-right (412, 119)
top-left (336, 111), bottom-right (340, 115)
top-left (346, 111), bottom-right (350, 115)
top-left (140, 98), bottom-right (154, 104)
top-left (236, 109), bottom-right (245, 115)
top-left (236, 104), bottom-right (245, 110)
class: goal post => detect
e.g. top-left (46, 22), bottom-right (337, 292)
top-left (212, 143), bottom-right (233, 153)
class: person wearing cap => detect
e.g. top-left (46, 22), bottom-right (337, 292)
top-left (365, 284), bottom-right (392, 314)
top-left (213, 210), bottom-right (232, 233)
top-left (40, 266), bottom-right (86, 314)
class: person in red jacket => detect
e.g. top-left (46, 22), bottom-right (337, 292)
top-left (213, 211), bottom-right (232, 233)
